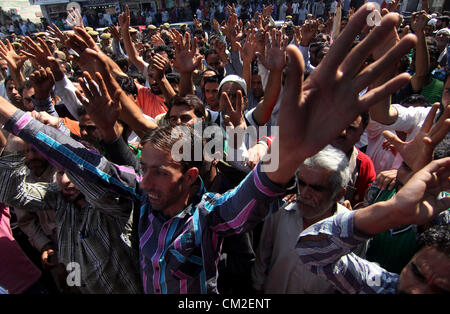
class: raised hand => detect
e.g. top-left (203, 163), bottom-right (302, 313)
top-left (382, 103), bottom-right (450, 173)
top-left (212, 19), bottom-right (221, 33)
top-left (0, 39), bottom-right (27, 71)
top-left (256, 29), bottom-right (287, 72)
top-left (264, 4), bottom-right (417, 184)
top-left (193, 17), bottom-right (202, 30)
top-left (20, 36), bottom-right (53, 68)
top-left (149, 52), bottom-right (170, 82)
top-left (375, 169), bottom-right (398, 191)
top-left (31, 110), bottom-right (60, 129)
top-left (29, 67), bottom-right (55, 99)
top-left (75, 71), bottom-right (122, 142)
top-left (66, 7), bottom-right (84, 28)
top-left (118, 5), bottom-right (130, 29)
top-left (221, 90), bottom-right (247, 150)
top-left (47, 23), bottom-right (69, 43)
top-left (389, 157), bottom-right (450, 226)
top-left (293, 26), bottom-right (302, 46)
top-left (300, 20), bottom-right (318, 46)
top-left (237, 29), bottom-right (257, 63)
top-left (411, 10), bottom-right (430, 34)
top-left (386, 0), bottom-right (400, 13)
top-left (108, 24), bottom-right (121, 42)
top-left (65, 29), bottom-right (108, 77)
top-left (172, 30), bottom-right (203, 74)
top-left (151, 34), bottom-right (165, 47)
top-left (262, 4), bottom-right (274, 18)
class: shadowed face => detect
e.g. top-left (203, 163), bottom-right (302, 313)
top-left (398, 246), bottom-right (450, 294)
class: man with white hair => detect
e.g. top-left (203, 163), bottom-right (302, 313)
top-left (252, 145), bottom-right (362, 293)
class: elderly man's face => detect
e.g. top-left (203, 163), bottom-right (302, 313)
top-left (296, 166), bottom-right (337, 220)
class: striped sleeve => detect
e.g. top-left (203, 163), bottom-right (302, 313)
top-left (205, 162), bottom-right (286, 236)
top-left (296, 211), bottom-right (399, 294)
top-left (3, 110), bottom-right (141, 201)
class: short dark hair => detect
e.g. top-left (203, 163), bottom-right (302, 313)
top-left (166, 72), bottom-right (180, 85)
top-left (4, 75), bottom-right (14, 88)
top-left (203, 75), bottom-right (220, 86)
top-left (116, 75), bottom-right (138, 96)
top-left (417, 224), bottom-right (450, 256)
top-left (204, 48), bottom-right (218, 61)
top-left (433, 134), bottom-right (450, 160)
top-left (194, 29), bottom-right (205, 37)
top-left (400, 94), bottom-right (430, 108)
top-left (153, 45), bottom-right (174, 60)
top-left (360, 111), bottom-right (370, 129)
top-left (140, 124), bottom-right (204, 173)
top-left (18, 79), bottom-right (33, 96)
top-left (169, 94), bottom-right (206, 119)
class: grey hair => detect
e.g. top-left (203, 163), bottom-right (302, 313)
top-left (297, 145), bottom-right (351, 196)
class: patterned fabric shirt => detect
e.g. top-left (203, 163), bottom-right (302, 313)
top-left (4, 109), bottom-right (286, 294)
top-left (296, 211), bottom-right (400, 294)
top-left (0, 153), bottom-right (142, 293)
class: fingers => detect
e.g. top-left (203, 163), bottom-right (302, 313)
top-left (94, 72), bottom-right (109, 100)
top-left (421, 103), bottom-right (440, 133)
top-left (281, 45), bottom-right (305, 108)
top-left (340, 12), bottom-right (401, 78)
top-left (382, 130), bottom-right (404, 152)
top-left (78, 71), bottom-right (96, 101)
top-left (320, 3), bottom-right (380, 73)
top-left (354, 33), bottom-right (417, 92)
top-left (66, 33), bottom-right (89, 55)
top-left (73, 27), bottom-right (97, 50)
top-left (358, 72), bottom-right (412, 110)
top-left (75, 89), bottom-right (88, 107)
top-left (235, 90), bottom-right (243, 114)
top-left (36, 37), bottom-right (52, 57)
top-left (220, 92), bottom-right (234, 116)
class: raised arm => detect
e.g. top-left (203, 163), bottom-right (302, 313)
top-left (149, 52), bottom-right (176, 103)
top-left (0, 39), bottom-right (26, 87)
top-left (263, 5), bottom-right (417, 186)
top-left (237, 30), bottom-right (257, 95)
top-left (410, 11), bottom-right (430, 93)
top-left (252, 29), bottom-right (286, 126)
top-left (65, 33), bottom-right (157, 138)
top-left (118, 5), bottom-right (146, 74)
top-left (172, 30), bottom-right (204, 97)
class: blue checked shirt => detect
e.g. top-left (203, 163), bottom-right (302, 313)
top-left (296, 211), bottom-right (400, 294)
top-left (4, 109), bottom-right (286, 294)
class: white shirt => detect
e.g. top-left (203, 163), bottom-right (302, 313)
top-left (366, 104), bottom-right (431, 174)
top-left (252, 202), bottom-right (349, 293)
top-left (196, 8), bottom-right (203, 20)
top-left (292, 2), bottom-right (300, 14)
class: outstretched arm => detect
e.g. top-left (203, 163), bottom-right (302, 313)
top-left (118, 5), bottom-right (147, 74)
top-left (252, 29), bottom-right (286, 126)
top-left (263, 5), bottom-right (417, 186)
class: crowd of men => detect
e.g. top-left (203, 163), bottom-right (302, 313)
top-left (0, 1), bottom-right (449, 295)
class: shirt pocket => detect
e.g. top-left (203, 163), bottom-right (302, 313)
top-left (168, 232), bottom-right (203, 280)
